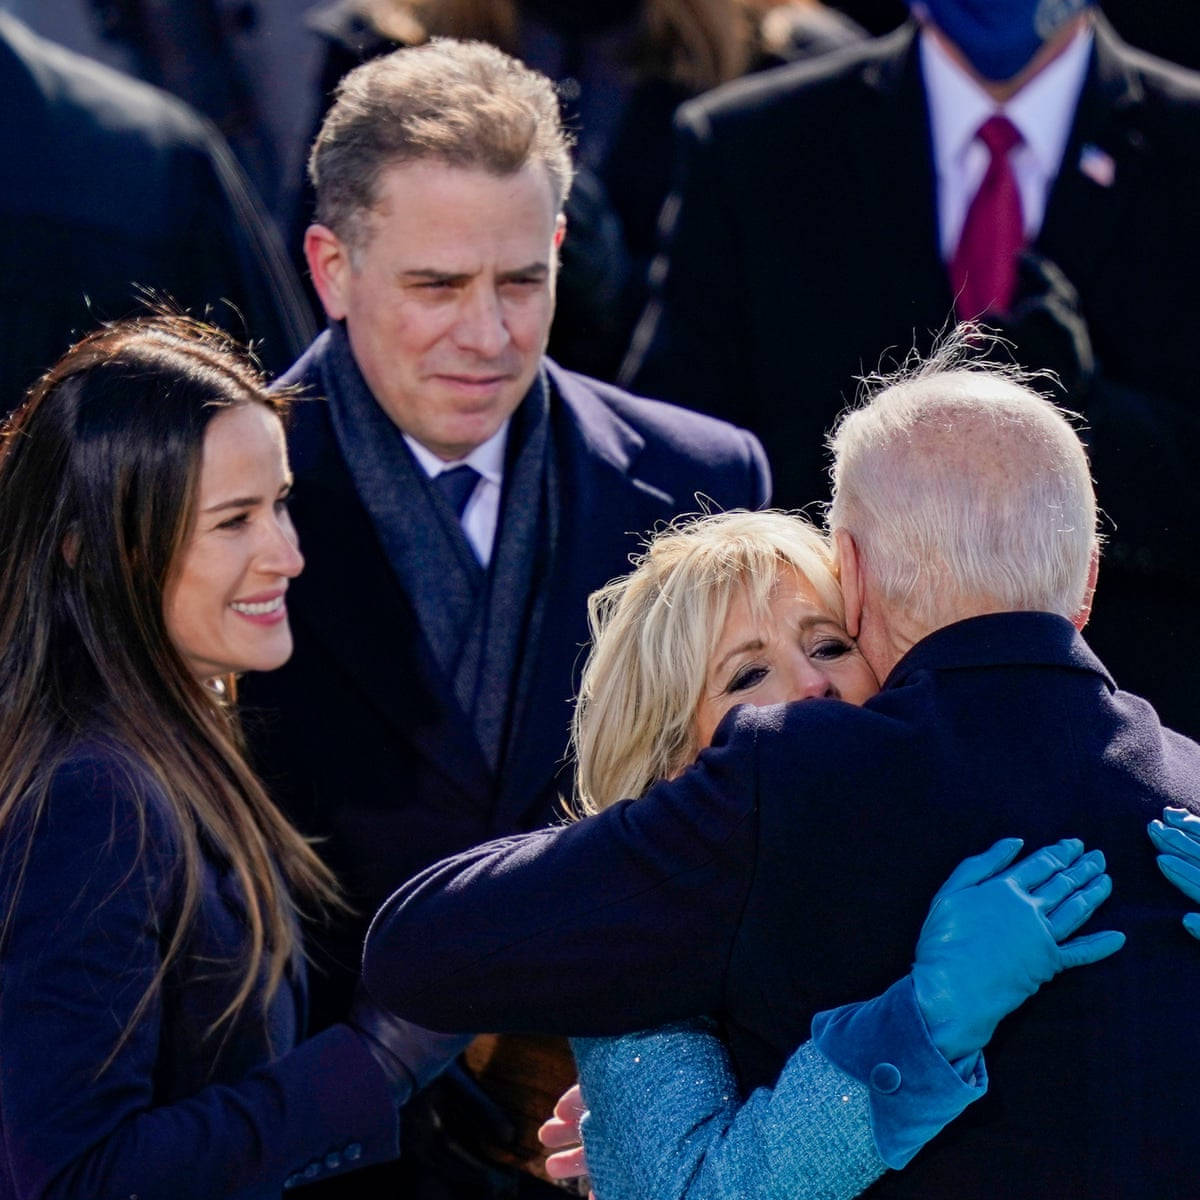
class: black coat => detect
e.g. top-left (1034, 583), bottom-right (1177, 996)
top-left (0, 12), bottom-right (313, 407)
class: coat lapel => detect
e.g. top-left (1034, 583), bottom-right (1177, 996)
top-left (850, 24), bottom-right (955, 337)
top-left (1037, 16), bottom-right (1149, 300)
top-left (286, 396), bottom-right (494, 809)
top-left (490, 367), bottom-right (682, 831)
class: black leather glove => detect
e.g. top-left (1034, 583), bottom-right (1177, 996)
top-left (987, 252), bottom-right (1096, 403)
top-left (348, 985), bottom-right (472, 1106)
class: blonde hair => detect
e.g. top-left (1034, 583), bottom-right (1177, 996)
top-left (572, 510), bottom-right (842, 814)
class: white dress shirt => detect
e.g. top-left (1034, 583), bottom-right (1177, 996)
top-left (404, 422), bottom-right (509, 568)
top-left (920, 25), bottom-right (1094, 261)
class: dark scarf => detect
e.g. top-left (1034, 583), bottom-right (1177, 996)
top-left (322, 323), bottom-right (557, 775)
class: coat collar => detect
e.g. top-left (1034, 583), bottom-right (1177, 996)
top-left (884, 611), bottom-right (1115, 692)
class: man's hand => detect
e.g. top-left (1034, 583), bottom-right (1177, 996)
top-left (988, 253), bottom-right (1096, 401)
top-left (913, 837), bottom-right (1125, 1065)
top-left (1148, 807), bottom-right (1200, 939)
top-left (538, 1082), bottom-right (594, 1198)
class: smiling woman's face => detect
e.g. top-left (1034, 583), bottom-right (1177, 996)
top-left (693, 567), bottom-right (879, 749)
top-left (163, 403), bottom-right (304, 681)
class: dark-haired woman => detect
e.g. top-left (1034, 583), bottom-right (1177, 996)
top-left (0, 316), bottom-right (461, 1200)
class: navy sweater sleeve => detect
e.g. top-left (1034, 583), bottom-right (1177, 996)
top-left (0, 752), bottom-right (397, 1200)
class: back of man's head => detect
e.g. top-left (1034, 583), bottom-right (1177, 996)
top-left (308, 38), bottom-right (574, 254)
top-left (827, 338), bottom-right (1098, 631)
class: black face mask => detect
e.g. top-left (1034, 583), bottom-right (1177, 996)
top-left (518, 0), bottom-right (642, 37)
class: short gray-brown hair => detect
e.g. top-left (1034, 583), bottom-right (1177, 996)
top-left (308, 38), bottom-right (574, 249)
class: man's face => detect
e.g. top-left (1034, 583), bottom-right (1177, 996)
top-left (308, 160), bottom-right (564, 461)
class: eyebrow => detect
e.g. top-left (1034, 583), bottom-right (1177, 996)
top-left (400, 262), bottom-right (551, 284)
top-left (714, 638), bottom-right (766, 677)
top-left (203, 496), bottom-right (263, 513)
top-left (202, 480), bottom-right (291, 514)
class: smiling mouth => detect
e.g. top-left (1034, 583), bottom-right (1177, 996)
top-left (230, 597), bottom-right (284, 616)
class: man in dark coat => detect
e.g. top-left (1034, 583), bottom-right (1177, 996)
top-left (0, 12), bottom-right (313, 406)
top-left (365, 346), bottom-right (1200, 1199)
top-left (621, 0), bottom-right (1200, 737)
top-left (238, 39), bottom-right (768, 1199)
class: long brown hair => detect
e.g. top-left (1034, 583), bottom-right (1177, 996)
top-left (372, 0), bottom-right (752, 92)
top-left (0, 315), bottom-right (340, 1059)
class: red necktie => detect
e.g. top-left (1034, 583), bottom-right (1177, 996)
top-left (950, 115), bottom-right (1025, 320)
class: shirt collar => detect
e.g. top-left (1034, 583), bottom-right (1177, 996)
top-left (921, 23), bottom-right (1093, 177)
top-left (403, 419), bottom-right (510, 487)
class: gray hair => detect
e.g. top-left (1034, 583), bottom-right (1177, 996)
top-left (826, 334), bottom-right (1098, 629)
top-left (572, 509), bottom-right (844, 815)
top-left (308, 38), bottom-right (575, 250)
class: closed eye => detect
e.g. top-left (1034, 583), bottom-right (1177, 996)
top-left (809, 636), bottom-right (854, 660)
top-left (728, 664), bottom-right (769, 693)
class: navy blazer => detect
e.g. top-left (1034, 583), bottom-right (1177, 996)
top-left (0, 743), bottom-right (397, 1200)
top-left (366, 613), bottom-right (1200, 1199)
top-left (239, 338), bottom-right (770, 1026)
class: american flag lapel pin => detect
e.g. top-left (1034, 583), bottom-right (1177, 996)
top-left (1079, 143), bottom-right (1116, 188)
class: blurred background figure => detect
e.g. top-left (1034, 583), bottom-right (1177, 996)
top-left (0, 11), bottom-right (313, 411)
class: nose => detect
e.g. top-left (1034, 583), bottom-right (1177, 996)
top-left (453, 286), bottom-right (511, 358)
top-left (792, 657), bottom-right (837, 702)
top-left (261, 510), bottom-right (304, 580)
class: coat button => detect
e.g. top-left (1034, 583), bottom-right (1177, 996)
top-left (345, 1143), bottom-right (363, 1161)
top-left (324, 1151), bottom-right (343, 1171)
top-left (303, 1161), bottom-right (321, 1179)
top-left (869, 1062), bottom-right (902, 1094)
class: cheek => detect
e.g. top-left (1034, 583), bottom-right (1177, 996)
top-left (836, 660), bottom-right (879, 706)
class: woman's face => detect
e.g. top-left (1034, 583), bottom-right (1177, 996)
top-left (693, 567), bottom-right (879, 748)
top-left (164, 403), bottom-right (304, 681)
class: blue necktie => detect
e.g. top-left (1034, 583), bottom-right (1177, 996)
top-left (433, 464), bottom-right (480, 519)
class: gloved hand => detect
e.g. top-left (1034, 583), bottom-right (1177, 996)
top-left (912, 837), bottom-right (1125, 1066)
top-left (348, 984), bottom-right (473, 1106)
top-left (1148, 806), bottom-right (1200, 940)
top-left (987, 253), bottom-right (1096, 402)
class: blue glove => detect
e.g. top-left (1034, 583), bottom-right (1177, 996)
top-left (912, 837), bottom-right (1125, 1066)
top-left (1148, 807), bottom-right (1200, 940)
top-left (348, 985), bottom-right (472, 1107)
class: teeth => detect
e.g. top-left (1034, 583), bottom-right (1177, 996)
top-left (231, 597), bottom-right (284, 616)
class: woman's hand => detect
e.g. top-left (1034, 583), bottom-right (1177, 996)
top-left (1148, 807), bottom-right (1200, 939)
top-left (911, 837), bottom-right (1125, 1066)
top-left (538, 1082), bottom-right (594, 1198)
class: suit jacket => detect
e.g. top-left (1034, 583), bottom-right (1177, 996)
top-left (366, 612), bottom-right (1200, 1199)
top-left (622, 17), bottom-right (1200, 733)
top-left (0, 12), bottom-right (313, 407)
top-left (239, 334), bottom-right (769, 1026)
top-left (0, 741), bottom-right (397, 1200)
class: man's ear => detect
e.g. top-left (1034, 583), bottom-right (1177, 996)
top-left (554, 212), bottom-right (567, 250)
top-left (1071, 542), bottom-right (1100, 631)
top-left (833, 528), bottom-right (864, 639)
top-left (305, 223), bottom-right (353, 321)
